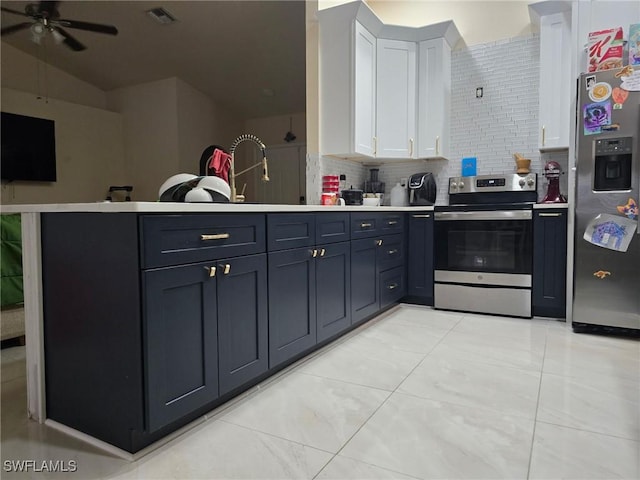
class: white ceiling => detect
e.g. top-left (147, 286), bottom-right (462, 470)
top-left (0, 0), bottom-right (307, 119)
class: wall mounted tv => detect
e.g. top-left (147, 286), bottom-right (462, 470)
top-left (1, 112), bottom-right (57, 182)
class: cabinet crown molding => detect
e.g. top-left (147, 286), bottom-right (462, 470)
top-left (317, 0), bottom-right (461, 48)
top-left (528, 1), bottom-right (572, 28)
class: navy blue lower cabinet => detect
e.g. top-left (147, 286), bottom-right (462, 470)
top-left (217, 254), bottom-right (269, 395)
top-left (143, 262), bottom-right (219, 432)
top-left (532, 210), bottom-right (567, 318)
top-left (351, 237), bottom-right (380, 323)
top-left (268, 248), bottom-right (317, 368)
top-left (316, 241), bottom-right (351, 342)
top-left (407, 212), bottom-right (434, 305)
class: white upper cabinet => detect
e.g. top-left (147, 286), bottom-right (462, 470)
top-left (376, 39), bottom-right (416, 158)
top-left (530, 3), bottom-right (572, 151)
top-left (417, 38), bottom-right (451, 159)
top-left (354, 22), bottom-right (377, 157)
top-left (318, 1), bottom-right (459, 160)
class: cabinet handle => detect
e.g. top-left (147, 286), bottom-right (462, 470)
top-left (435, 136), bottom-right (440, 156)
top-left (409, 138), bottom-right (414, 157)
top-left (388, 283), bottom-right (398, 290)
top-left (387, 249), bottom-right (398, 255)
top-left (311, 249), bottom-right (318, 258)
top-left (542, 126), bottom-right (546, 146)
top-left (320, 248), bottom-right (326, 257)
top-left (387, 220), bottom-right (398, 226)
top-left (376, 239), bottom-right (383, 246)
top-left (361, 222), bottom-right (372, 228)
top-left (412, 214), bottom-right (431, 218)
top-left (373, 136), bottom-right (377, 156)
top-left (222, 264), bottom-right (231, 275)
top-left (538, 212), bottom-right (563, 217)
top-left (204, 266), bottom-right (216, 277)
top-left (201, 233), bottom-right (230, 241)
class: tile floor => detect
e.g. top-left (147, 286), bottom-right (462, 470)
top-left (1, 304), bottom-right (639, 479)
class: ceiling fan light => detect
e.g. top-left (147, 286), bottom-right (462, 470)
top-left (51, 29), bottom-right (64, 44)
top-left (31, 23), bottom-right (46, 35)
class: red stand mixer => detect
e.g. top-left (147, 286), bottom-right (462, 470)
top-left (541, 161), bottom-right (567, 203)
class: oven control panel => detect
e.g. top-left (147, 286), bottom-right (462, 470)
top-left (449, 173), bottom-right (537, 194)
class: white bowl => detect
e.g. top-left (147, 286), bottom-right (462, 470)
top-left (362, 197), bottom-right (380, 206)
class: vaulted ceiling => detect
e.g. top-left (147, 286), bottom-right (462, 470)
top-left (0, 1), bottom-right (307, 119)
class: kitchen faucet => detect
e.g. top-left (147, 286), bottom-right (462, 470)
top-left (229, 134), bottom-right (269, 202)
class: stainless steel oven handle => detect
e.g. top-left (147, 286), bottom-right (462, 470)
top-left (434, 210), bottom-right (532, 221)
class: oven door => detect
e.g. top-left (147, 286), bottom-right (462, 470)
top-left (434, 209), bottom-right (533, 285)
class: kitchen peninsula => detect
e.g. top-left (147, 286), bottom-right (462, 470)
top-left (2, 202), bottom-right (425, 456)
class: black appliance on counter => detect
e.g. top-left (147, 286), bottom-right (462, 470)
top-left (408, 172), bottom-right (436, 206)
top-left (434, 173), bottom-right (537, 318)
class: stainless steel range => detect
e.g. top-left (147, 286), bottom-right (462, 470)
top-left (434, 173), bottom-right (537, 318)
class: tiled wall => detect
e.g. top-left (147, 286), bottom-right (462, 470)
top-left (318, 33), bottom-right (570, 205)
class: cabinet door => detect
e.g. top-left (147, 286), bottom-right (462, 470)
top-left (407, 212), bottom-right (434, 304)
top-left (417, 38), bottom-right (451, 159)
top-left (533, 210), bottom-right (567, 317)
top-left (354, 21), bottom-right (377, 156)
top-left (144, 263), bottom-right (219, 432)
top-left (268, 248), bottom-right (317, 368)
top-left (317, 242), bottom-right (352, 342)
top-left (377, 39), bottom-right (416, 158)
top-left (217, 254), bottom-right (268, 395)
top-left (351, 237), bottom-right (379, 323)
top-left (538, 11), bottom-right (571, 150)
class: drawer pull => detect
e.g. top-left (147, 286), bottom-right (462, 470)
top-left (388, 249), bottom-right (398, 255)
top-left (538, 212), bottom-right (563, 217)
top-left (201, 233), bottom-right (230, 241)
top-left (361, 222), bottom-right (373, 228)
top-left (412, 214), bottom-right (431, 218)
top-left (320, 248), bottom-right (326, 257)
top-left (376, 239), bottom-right (383, 246)
top-left (311, 249), bottom-right (318, 258)
top-left (388, 283), bottom-right (398, 290)
top-left (387, 220), bottom-right (398, 226)
top-left (223, 264), bottom-right (231, 275)
top-left (204, 266), bottom-right (217, 277)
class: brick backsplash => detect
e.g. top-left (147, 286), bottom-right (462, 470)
top-left (318, 33), bottom-right (570, 205)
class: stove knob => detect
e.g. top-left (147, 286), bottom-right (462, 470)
top-left (526, 178), bottom-right (535, 186)
top-left (458, 181), bottom-right (465, 189)
top-left (519, 178), bottom-right (526, 187)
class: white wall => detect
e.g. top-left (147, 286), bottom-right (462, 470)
top-left (176, 78), bottom-right (243, 176)
top-left (106, 78), bottom-right (181, 202)
top-left (0, 43), bottom-right (108, 110)
top-left (1, 88), bottom-right (126, 205)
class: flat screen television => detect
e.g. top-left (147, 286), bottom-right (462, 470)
top-left (1, 111), bottom-right (57, 182)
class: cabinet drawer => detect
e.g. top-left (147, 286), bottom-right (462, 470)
top-left (380, 266), bottom-right (406, 308)
top-left (267, 214), bottom-right (315, 251)
top-left (141, 214), bottom-right (266, 268)
top-left (316, 213), bottom-right (350, 245)
top-left (350, 212), bottom-right (381, 239)
top-left (380, 213), bottom-right (405, 234)
top-left (377, 234), bottom-right (405, 271)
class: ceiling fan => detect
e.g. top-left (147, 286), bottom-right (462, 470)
top-left (1, 1), bottom-right (118, 51)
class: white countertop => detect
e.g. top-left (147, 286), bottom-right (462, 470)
top-left (1, 202), bottom-right (436, 214)
top-left (532, 203), bottom-right (569, 209)
top-left (1, 202), bottom-right (569, 214)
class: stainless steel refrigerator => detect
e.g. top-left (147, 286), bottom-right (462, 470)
top-left (574, 68), bottom-right (640, 331)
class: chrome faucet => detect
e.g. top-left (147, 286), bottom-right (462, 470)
top-left (229, 134), bottom-right (269, 202)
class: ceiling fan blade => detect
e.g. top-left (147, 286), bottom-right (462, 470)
top-left (1, 22), bottom-right (32, 36)
top-left (56, 18), bottom-right (118, 35)
top-left (37, 1), bottom-right (60, 18)
top-left (0, 6), bottom-right (30, 17)
top-left (54, 26), bottom-right (86, 51)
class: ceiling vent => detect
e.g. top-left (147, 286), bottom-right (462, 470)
top-left (146, 7), bottom-right (177, 25)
